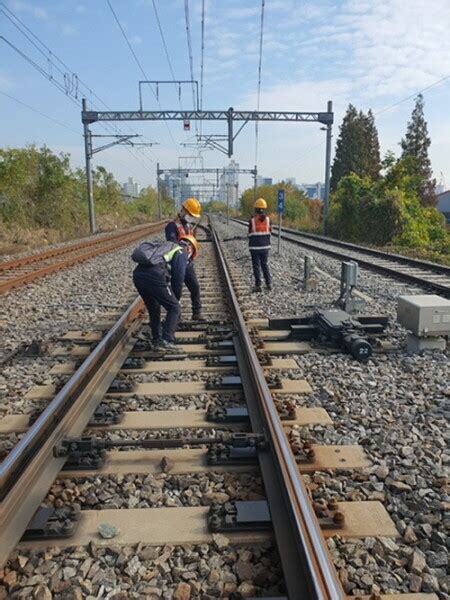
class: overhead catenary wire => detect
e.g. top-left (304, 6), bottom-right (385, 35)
top-left (106, 0), bottom-right (178, 150)
top-left (0, 90), bottom-right (81, 136)
top-left (199, 0), bottom-right (205, 137)
top-left (273, 72), bottom-right (450, 179)
top-left (1, 3), bottom-right (158, 174)
top-left (183, 0), bottom-right (199, 138)
top-left (254, 0), bottom-right (266, 168)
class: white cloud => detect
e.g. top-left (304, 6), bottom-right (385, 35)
top-left (62, 24), bottom-right (77, 36)
top-left (0, 73), bottom-right (14, 91)
top-left (10, 0), bottom-right (48, 20)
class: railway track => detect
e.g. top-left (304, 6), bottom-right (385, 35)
top-left (0, 220), bottom-right (435, 599)
top-left (232, 218), bottom-right (450, 297)
top-left (0, 222), bottom-right (166, 295)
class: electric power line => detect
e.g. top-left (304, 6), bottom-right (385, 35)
top-left (254, 0), bottom-right (266, 167)
top-left (0, 90), bottom-right (81, 135)
top-left (106, 0), bottom-right (178, 150)
top-left (183, 0), bottom-right (198, 138)
top-left (1, 3), bottom-right (159, 174)
top-left (375, 73), bottom-right (450, 117)
top-left (199, 0), bottom-right (205, 136)
top-left (273, 73), bottom-right (450, 178)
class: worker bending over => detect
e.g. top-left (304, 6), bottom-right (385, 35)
top-left (132, 236), bottom-right (199, 352)
top-left (165, 197), bottom-right (204, 320)
top-left (248, 198), bottom-right (272, 292)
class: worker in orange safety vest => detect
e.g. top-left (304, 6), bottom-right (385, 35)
top-left (165, 197), bottom-right (205, 320)
top-left (248, 197), bottom-right (272, 292)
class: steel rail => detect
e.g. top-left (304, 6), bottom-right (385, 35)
top-left (278, 224), bottom-right (450, 276)
top-left (210, 222), bottom-right (344, 599)
top-left (0, 223), bottom-right (163, 273)
top-left (231, 218), bottom-right (450, 297)
top-left (0, 221), bottom-right (167, 295)
top-left (0, 297), bottom-right (145, 566)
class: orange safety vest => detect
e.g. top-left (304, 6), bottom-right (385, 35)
top-left (248, 215), bottom-right (271, 250)
top-left (249, 215), bottom-right (271, 234)
top-left (174, 217), bottom-right (196, 240)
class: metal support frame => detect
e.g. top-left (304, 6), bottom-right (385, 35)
top-left (82, 99), bottom-right (96, 234)
top-left (157, 167), bottom-right (256, 176)
top-left (156, 162), bottom-right (162, 220)
top-left (323, 100), bottom-right (333, 233)
top-left (82, 105), bottom-right (334, 160)
top-left (81, 98), bottom-right (157, 234)
top-left (158, 167), bottom-right (256, 207)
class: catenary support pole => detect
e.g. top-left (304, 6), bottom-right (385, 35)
top-left (323, 99), bottom-right (333, 234)
top-left (82, 98), bottom-right (96, 234)
top-left (226, 179), bottom-right (230, 226)
top-left (156, 162), bottom-right (162, 219)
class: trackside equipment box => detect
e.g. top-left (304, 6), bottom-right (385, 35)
top-left (397, 295), bottom-right (450, 337)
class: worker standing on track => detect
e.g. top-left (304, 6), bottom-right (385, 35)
top-left (132, 235), bottom-right (199, 352)
top-left (165, 197), bottom-right (205, 321)
top-left (248, 198), bottom-right (272, 292)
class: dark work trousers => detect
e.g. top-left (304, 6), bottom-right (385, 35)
top-left (250, 249), bottom-right (271, 287)
top-left (133, 269), bottom-right (181, 342)
top-left (185, 262), bottom-right (202, 312)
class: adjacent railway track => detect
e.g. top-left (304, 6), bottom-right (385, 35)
top-left (0, 220), bottom-right (412, 598)
top-left (0, 222), bottom-right (166, 295)
top-left (232, 217), bottom-right (450, 297)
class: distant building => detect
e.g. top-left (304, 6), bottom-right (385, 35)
top-left (122, 177), bottom-right (140, 198)
top-left (437, 191), bottom-right (450, 224)
top-left (299, 182), bottom-right (325, 200)
top-left (162, 173), bottom-right (193, 208)
top-left (218, 160), bottom-right (240, 207)
top-left (256, 176), bottom-right (273, 187)
top-left (285, 177), bottom-right (296, 186)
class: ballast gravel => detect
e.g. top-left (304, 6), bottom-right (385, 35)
top-left (45, 472), bottom-right (264, 510)
top-left (214, 216), bottom-right (448, 598)
top-left (2, 541), bottom-right (283, 599)
top-left (2, 218), bottom-right (448, 598)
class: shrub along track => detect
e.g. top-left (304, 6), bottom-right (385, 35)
top-left (0, 220), bottom-right (436, 599)
top-left (0, 222), bottom-right (166, 295)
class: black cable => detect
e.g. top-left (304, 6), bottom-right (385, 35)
top-left (254, 0), bottom-right (265, 167)
top-left (106, 0), bottom-right (178, 149)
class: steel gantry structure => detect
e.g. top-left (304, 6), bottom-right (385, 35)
top-left (81, 100), bottom-right (334, 232)
top-left (156, 165), bottom-right (257, 217)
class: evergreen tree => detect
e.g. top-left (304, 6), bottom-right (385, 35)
top-left (362, 109), bottom-right (381, 181)
top-left (330, 104), bottom-right (381, 192)
top-left (400, 94), bottom-right (436, 206)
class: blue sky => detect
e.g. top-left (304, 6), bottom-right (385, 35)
top-left (1, 0), bottom-right (450, 193)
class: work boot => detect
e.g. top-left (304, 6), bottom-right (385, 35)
top-left (191, 311), bottom-right (206, 322)
top-left (266, 284), bottom-right (272, 291)
top-left (252, 285), bottom-right (262, 293)
top-left (159, 339), bottom-right (179, 353)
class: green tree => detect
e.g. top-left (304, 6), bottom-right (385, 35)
top-left (400, 94), bottom-right (436, 206)
top-left (240, 182), bottom-right (321, 231)
top-left (330, 105), bottom-right (381, 192)
top-left (0, 145), bottom-right (164, 246)
top-left (328, 159), bottom-right (448, 258)
top-left (362, 109), bottom-right (381, 180)
top-left (0, 145), bottom-right (85, 233)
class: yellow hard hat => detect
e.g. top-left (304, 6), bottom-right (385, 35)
top-left (179, 234), bottom-right (200, 259)
top-left (182, 197), bottom-right (202, 218)
top-left (254, 197), bottom-right (267, 209)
